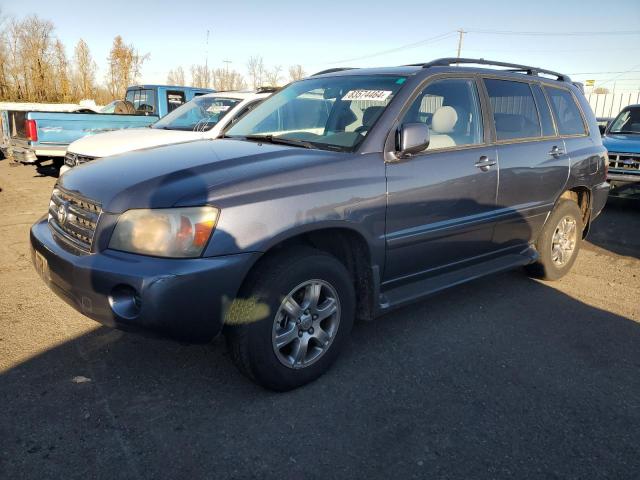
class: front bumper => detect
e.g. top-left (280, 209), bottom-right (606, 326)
top-left (30, 218), bottom-right (259, 341)
top-left (607, 170), bottom-right (640, 197)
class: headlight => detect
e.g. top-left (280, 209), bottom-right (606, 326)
top-left (109, 206), bottom-right (219, 258)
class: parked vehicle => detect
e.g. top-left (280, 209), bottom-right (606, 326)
top-left (60, 89), bottom-right (275, 174)
top-left (7, 85), bottom-right (213, 164)
top-left (596, 116), bottom-right (614, 135)
top-left (31, 58), bottom-right (609, 390)
top-left (602, 104), bottom-right (640, 197)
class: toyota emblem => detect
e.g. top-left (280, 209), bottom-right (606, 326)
top-left (57, 202), bottom-right (68, 225)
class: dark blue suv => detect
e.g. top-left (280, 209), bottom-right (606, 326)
top-left (31, 58), bottom-right (609, 390)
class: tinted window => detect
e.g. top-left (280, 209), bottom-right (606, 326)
top-left (531, 85), bottom-right (556, 137)
top-left (401, 78), bottom-right (483, 151)
top-left (484, 79), bottom-right (541, 140)
top-left (544, 87), bottom-right (586, 136)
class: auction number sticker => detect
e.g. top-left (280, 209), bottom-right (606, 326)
top-left (342, 90), bottom-right (392, 102)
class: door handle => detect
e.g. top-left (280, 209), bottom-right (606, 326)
top-left (549, 145), bottom-right (565, 157)
top-left (475, 155), bottom-right (496, 172)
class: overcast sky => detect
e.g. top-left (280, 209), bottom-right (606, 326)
top-left (2, 0), bottom-right (640, 90)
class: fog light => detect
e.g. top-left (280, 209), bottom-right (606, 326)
top-left (109, 285), bottom-right (141, 320)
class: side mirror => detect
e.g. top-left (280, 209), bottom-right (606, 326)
top-left (598, 124), bottom-right (606, 136)
top-left (397, 123), bottom-right (430, 157)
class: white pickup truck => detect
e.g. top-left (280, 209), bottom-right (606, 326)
top-left (61, 89), bottom-right (274, 174)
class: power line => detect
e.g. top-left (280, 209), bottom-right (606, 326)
top-left (569, 70), bottom-right (640, 75)
top-left (324, 31), bottom-right (456, 65)
top-left (468, 29), bottom-right (640, 36)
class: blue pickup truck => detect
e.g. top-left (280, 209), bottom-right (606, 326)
top-left (5, 84), bottom-right (213, 164)
top-left (602, 104), bottom-right (640, 197)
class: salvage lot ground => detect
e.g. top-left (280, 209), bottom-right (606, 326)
top-left (0, 158), bottom-right (639, 479)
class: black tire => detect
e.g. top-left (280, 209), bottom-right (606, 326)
top-left (526, 199), bottom-right (584, 281)
top-left (225, 246), bottom-right (355, 391)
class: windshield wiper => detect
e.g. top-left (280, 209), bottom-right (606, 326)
top-left (242, 134), bottom-right (315, 149)
top-left (611, 130), bottom-right (639, 135)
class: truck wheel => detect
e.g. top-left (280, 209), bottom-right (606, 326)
top-left (225, 246), bottom-right (355, 391)
top-left (526, 199), bottom-right (584, 281)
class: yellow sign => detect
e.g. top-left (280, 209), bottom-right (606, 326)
top-left (585, 80), bottom-right (595, 87)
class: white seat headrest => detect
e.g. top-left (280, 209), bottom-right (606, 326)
top-left (432, 106), bottom-right (458, 134)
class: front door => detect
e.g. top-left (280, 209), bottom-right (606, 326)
top-left (384, 77), bottom-right (499, 282)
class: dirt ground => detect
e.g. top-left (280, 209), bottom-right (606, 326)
top-left (1, 157), bottom-right (639, 479)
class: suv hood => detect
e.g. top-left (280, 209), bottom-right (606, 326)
top-left (58, 139), bottom-right (347, 213)
top-left (68, 127), bottom-right (206, 158)
top-left (602, 133), bottom-right (640, 154)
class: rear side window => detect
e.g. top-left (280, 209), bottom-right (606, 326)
top-left (167, 91), bottom-right (186, 113)
top-left (125, 89), bottom-right (156, 114)
top-left (531, 85), bottom-right (556, 137)
top-left (544, 87), bottom-right (586, 136)
top-left (484, 79), bottom-right (541, 140)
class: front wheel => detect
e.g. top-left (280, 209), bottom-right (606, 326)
top-left (225, 247), bottom-right (355, 391)
top-left (526, 199), bottom-right (584, 281)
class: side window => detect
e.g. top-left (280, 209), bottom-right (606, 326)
top-left (484, 79), bottom-right (542, 140)
top-left (531, 85), bottom-right (556, 137)
top-left (401, 78), bottom-right (483, 151)
top-left (128, 89), bottom-right (156, 114)
top-left (544, 87), bottom-right (586, 136)
top-left (166, 91), bottom-right (186, 113)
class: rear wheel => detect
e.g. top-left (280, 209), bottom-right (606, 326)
top-left (225, 246), bottom-right (355, 391)
top-left (526, 199), bottom-right (584, 280)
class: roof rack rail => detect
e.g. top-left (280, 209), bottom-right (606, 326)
top-left (311, 67), bottom-right (357, 76)
top-left (415, 58), bottom-right (571, 82)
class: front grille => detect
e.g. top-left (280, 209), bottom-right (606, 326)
top-left (608, 152), bottom-right (640, 172)
top-left (64, 152), bottom-right (96, 167)
top-left (48, 188), bottom-right (101, 253)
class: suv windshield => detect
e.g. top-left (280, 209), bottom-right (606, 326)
top-left (608, 107), bottom-right (640, 134)
top-left (226, 75), bottom-right (407, 151)
top-left (153, 96), bottom-right (242, 131)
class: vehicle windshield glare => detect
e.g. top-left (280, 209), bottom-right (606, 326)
top-left (225, 75), bottom-right (407, 151)
top-left (153, 96), bottom-right (242, 131)
top-left (608, 107), bottom-right (640, 134)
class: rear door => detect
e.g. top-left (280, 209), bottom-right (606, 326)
top-left (543, 85), bottom-right (594, 180)
top-left (482, 78), bottom-right (569, 247)
top-left (384, 76), bottom-right (499, 281)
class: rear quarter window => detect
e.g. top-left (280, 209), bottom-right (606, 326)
top-left (544, 87), bottom-right (587, 136)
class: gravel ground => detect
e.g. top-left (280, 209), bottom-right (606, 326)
top-left (1, 158), bottom-right (639, 479)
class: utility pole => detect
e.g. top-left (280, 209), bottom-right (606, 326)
top-left (222, 60), bottom-right (232, 89)
top-left (205, 30), bottom-right (210, 71)
top-left (205, 30), bottom-right (210, 88)
top-left (456, 29), bottom-right (466, 59)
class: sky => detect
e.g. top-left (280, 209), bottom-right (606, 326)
top-left (2, 0), bottom-right (640, 91)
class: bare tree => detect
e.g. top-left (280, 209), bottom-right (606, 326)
top-left (73, 39), bottom-right (96, 100)
top-left (167, 66), bottom-right (185, 86)
top-left (288, 64), bottom-right (306, 82)
top-left (247, 55), bottom-right (265, 89)
top-left (190, 64), bottom-right (211, 88)
top-left (264, 65), bottom-right (282, 87)
top-left (106, 35), bottom-right (149, 99)
top-left (212, 67), bottom-right (246, 91)
top-left (52, 39), bottom-right (71, 101)
top-left (17, 15), bottom-right (56, 102)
